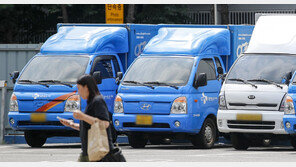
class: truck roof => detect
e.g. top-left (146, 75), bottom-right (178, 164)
top-left (40, 26), bottom-right (128, 55)
top-left (246, 15), bottom-right (296, 54)
top-left (142, 27), bottom-right (230, 56)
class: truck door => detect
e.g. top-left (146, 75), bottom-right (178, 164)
top-left (193, 58), bottom-right (221, 125)
top-left (91, 55), bottom-right (122, 113)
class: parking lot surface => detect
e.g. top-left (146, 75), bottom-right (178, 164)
top-left (0, 142), bottom-right (296, 162)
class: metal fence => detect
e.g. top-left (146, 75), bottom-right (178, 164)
top-left (229, 10), bottom-right (296, 25)
top-left (0, 44), bottom-right (41, 134)
top-left (185, 11), bottom-right (212, 24)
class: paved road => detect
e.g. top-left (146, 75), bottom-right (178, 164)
top-left (0, 142), bottom-right (296, 162)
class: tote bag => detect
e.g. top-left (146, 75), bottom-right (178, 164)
top-left (87, 121), bottom-right (109, 161)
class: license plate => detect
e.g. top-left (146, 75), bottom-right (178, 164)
top-left (31, 113), bottom-right (46, 122)
top-left (136, 115), bottom-right (152, 125)
top-left (236, 114), bottom-right (262, 121)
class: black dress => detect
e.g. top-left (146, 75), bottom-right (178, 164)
top-left (79, 95), bottom-right (114, 158)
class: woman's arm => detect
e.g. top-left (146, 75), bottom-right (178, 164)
top-left (73, 110), bottom-right (109, 129)
top-left (69, 122), bottom-right (80, 131)
top-left (59, 119), bottom-right (80, 131)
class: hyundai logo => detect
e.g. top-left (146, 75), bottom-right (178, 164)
top-left (140, 103), bottom-right (152, 110)
top-left (248, 95), bottom-right (256, 100)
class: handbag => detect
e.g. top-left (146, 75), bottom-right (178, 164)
top-left (87, 120), bottom-right (110, 162)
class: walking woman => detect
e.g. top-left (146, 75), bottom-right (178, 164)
top-left (59, 74), bottom-right (125, 162)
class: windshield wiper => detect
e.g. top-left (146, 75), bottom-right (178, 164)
top-left (247, 79), bottom-right (283, 89)
top-left (228, 78), bottom-right (258, 88)
top-left (123, 81), bottom-right (154, 89)
top-left (38, 80), bottom-right (73, 88)
top-left (143, 81), bottom-right (179, 90)
top-left (18, 79), bottom-right (34, 83)
top-left (18, 80), bottom-right (49, 87)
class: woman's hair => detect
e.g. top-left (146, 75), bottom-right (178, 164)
top-left (77, 74), bottom-right (100, 103)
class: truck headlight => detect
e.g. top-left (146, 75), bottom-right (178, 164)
top-left (9, 93), bottom-right (19, 112)
top-left (64, 95), bottom-right (80, 112)
top-left (284, 96), bottom-right (295, 115)
top-left (114, 95), bottom-right (124, 113)
top-left (219, 92), bottom-right (227, 110)
top-left (171, 97), bottom-right (187, 114)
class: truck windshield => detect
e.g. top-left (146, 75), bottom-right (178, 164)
top-left (226, 54), bottom-right (296, 85)
top-left (122, 56), bottom-right (194, 86)
top-left (18, 56), bottom-right (89, 83)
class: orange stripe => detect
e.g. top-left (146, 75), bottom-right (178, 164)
top-left (36, 91), bottom-right (76, 112)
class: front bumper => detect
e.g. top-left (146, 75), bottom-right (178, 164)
top-left (217, 109), bottom-right (287, 135)
top-left (113, 113), bottom-right (200, 134)
top-left (8, 111), bottom-right (78, 131)
top-left (283, 114), bottom-right (296, 134)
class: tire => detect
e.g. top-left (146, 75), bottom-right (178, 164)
top-left (24, 131), bottom-right (47, 148)
top-left (290, 137), bottom-right (296, 149)
top-left (230, 133), bottom-right (250, 150)
top-left (191, 118), bottom-right (217, 149)
top-left (149, 137), bottom-right (162, 145)
top-left (128, 133), bottom-right (148, 148)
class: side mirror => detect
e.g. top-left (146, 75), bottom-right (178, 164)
top-left (217, 67), bottom-right (223, 75)
top-left (92, 71), bottom-right (102, 84)
top-left (220, 73), bottom-right (227, 84)
top-left (10, 71), bottom-right (19, 84)
top-left (193, 73), bottom-right (207, 88)
top-left (284, 71), bottom-right (293, 85)
top-left (116, 72), bottom-right (123, 85)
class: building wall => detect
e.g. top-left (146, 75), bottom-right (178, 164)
top-left (0, 44), bottom-right (40, 134)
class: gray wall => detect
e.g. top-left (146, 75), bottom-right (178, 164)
top-left (0, 44), bottom-right (41, 134)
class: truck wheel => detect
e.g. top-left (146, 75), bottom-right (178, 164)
top-left (191, 118), bottom-right (217, 149)
top-left (290, 137), bottom-right (296, 149)
top-left (24, 131), bottom-right (47, 147)
top-left (149, 138), bottom-right (162, 145)
top-left (128, 133), bottom-right (148, 148)
top-left (230, 133), bottom-right (250, 150)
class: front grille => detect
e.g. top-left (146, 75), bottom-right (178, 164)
top-left (18, 121), bottom-right (63, 126)
top-left (123, 123), bottom-right (170, 128)
top-left (228, 103), bottom-right (277, 107)
top-left (227, 120), bottom-right (275, 130)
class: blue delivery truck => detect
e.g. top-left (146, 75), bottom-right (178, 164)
top-left (283, 72), bottom-right (296, 147)
top-left (8, 24), bottom-right (161, 147)
top-left (113, 25), bottom-right (254, 149)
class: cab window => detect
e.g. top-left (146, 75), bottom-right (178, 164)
top-left (197, 59), bottom-right (216, 80)
top-left (91, 55), bottom-right (118, 79)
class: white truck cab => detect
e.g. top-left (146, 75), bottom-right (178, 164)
top-left (217, 15), bottom-right (296, 150)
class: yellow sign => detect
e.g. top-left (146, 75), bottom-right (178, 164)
top-left (136, 115), bottom-right (153, 125)
top-left (105, 4), bottom-right (124, 24)
top-left (236, 114), bottom-right (262, 121)
top-left (31, 113), bottom-right (46, 122)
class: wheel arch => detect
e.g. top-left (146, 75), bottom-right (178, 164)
top-left (204, 114), bottom-right (219, 141)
